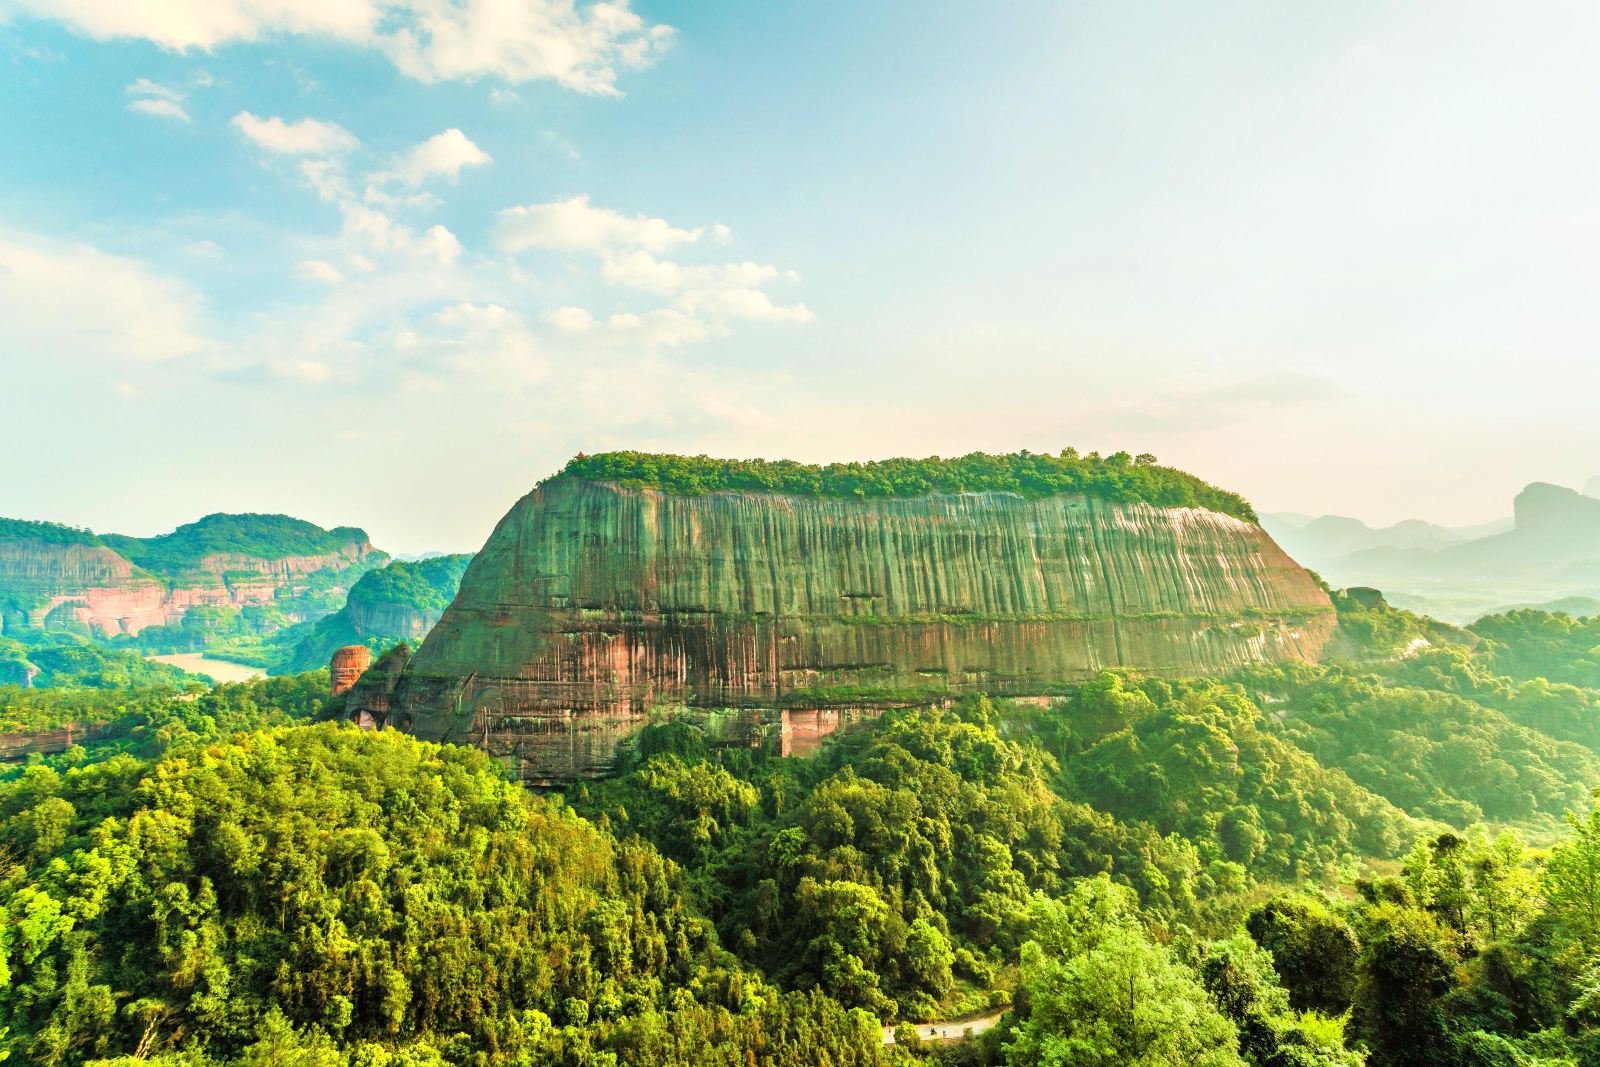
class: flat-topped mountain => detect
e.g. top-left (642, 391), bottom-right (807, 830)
top-left (0, 513), bottom-right (385, 639)
top-left (347, 450), bottom-right (1334, 782)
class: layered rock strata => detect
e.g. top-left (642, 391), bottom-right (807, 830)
top-left (354, 477), bottom-right (1334, 783)
top-left (0, 537), bottom-right (380, 636)
top-left (330, 645), bottom-right (373, 697)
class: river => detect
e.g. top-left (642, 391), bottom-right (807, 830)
top-left (146, 653), bottom-right (266, 685)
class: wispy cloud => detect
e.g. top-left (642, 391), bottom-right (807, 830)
top-left (495, 195), bottom-right (706, 253)
top-left (0, 230), bottom-right (210, 363)
top-left (231, 112), bottom-right (358, 155)
top-left (14, 0), bottom-right (672, 95)
top-left (126, 77), bottom-right (191, 121)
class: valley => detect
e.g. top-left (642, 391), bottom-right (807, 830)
top-left (8, 450), bottom-right (1600, 1066)
top-left (144, 652), bottom-right (265, 684)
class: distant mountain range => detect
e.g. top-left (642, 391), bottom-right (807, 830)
top-left (1265, 479), bottom-right (1600, 622)
top-left (0, 512), bottom-right (472, 685)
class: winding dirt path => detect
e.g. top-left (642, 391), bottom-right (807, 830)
top-left (881, 1009), bottom-right (1005, 1046)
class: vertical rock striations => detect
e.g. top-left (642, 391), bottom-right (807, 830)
top-left (0, 516), bottom-right (384, 637)
top-left (370, 475), bottom-right (1334, 783)
top-left (330, 645), bottom-right (373, 697)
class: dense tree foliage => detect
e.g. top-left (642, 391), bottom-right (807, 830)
top-left (1238, 662), bottom-right (1598, 827)
top-left (7, 596), bottom-right (1600, 1063)
top-left (575, 701), bottom-right (1202, 1024)
top-left (101, 513), bottom-right (376, 573)
top-left (347, 556), bottom-right (472, 617)
top-left (0, 518), bottom-right (102, 546)
top-left (1036, 674), bottom-right (1413, 879)
top-left (0, 638), bottom-right (192, 690)
top-left (0, 673), bottom-right (329, 768)
top-left (1005, 878), bottom-right (1244, 1067)
top-left (1471, 610), bottom-right (1600, 689)
top-left (556, 449), bottom-right (1258, 521)
top-left (0, 725), bottom-right (890, 1066)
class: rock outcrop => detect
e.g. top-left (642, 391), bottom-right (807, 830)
top-left (343, 643), bottom-right (411, 730)
top-left (0, 516), bottom-right (384, 637)
top-left (0, 721), bottom-right (125, 762)
top-left (358, 472), bottom-right (1334, 783)
top-left (330, 645), bottom-right (373, 697)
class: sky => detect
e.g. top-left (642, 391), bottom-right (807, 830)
top-left (3, 1), bottom-right (1600, 553)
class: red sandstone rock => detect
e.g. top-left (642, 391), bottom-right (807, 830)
top-left (378, 476), bottom-right (1337, 783)
top-left (330, 645), bottom-right (372, 697)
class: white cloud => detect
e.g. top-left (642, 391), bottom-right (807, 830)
top-left (599, 250), bottom-right (813, 324)
top-left (495, 195), bottom-right (705, 253)
top-left (10, 0), bottom-right (378, 50)
top-left (545, 305), bottom-right (598, 334)
top-left (272, 358), bottom-right (339, 384)
top-left (603, 307), bottom-right (709, 347)
top-left (232, 111), bottom-right (357, 155)
top-left (379, 1), bottom-right (673, 94)
top-left (127, 77), bottom-right (183, 101)
top-left (542, 305), bottom-right (706, 348)
top-left (126, 77), bottom-right (190, 121)
top-left (0, 230), bottom-right (209, 363)
top-left (298, 158), bottom-right (352, 201)
top-left (128, 96), bottom-right (190, 121)
top-left (680, 286), bottom-right (814, 324)
top-left (13, 0), bottom-right (671, 94)
top-left (489, 87), bottom-right (519, 105)
top-left (298, 258), bottom-right (345, 284)
top-left (426, 302), bottom-right (546, 380)
top-left (376, 128), bottom-right (491, 187)
top-left (339, 204), bottom-right (462, 265)
top-left (600, 250), bottom-right (779, 295)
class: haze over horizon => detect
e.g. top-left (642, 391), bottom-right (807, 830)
top-left (5, 1), bottom-right (1599, 554)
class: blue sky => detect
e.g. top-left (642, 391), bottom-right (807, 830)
top-left (4, 2), bottom-right (1600, 553)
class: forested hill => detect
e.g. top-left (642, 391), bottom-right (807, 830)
top-left (554, 448), bottom-right (1259, 522)
top-left (8, 601), bottom-right (1600, 1063)
top-left (0, 512), bottom-right (387, 662)
top-left (0, 518), bottom-right (103, 546)
top-left (100, 512), bottom-right (375, 572)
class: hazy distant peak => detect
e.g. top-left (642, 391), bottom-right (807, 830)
top-left (1584, 476), bottom-right (1600, 500)
top-left (1513, 481), bottom-right (1600, 539)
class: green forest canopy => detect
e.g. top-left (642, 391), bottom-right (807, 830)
top-left (0, 513), bottom-right (375, 575)
top-left (102, 513), bottom-right (374, 572)
top-left (554, 449), bottom-right (1259, 522)
top-left (0, 518), bottom-right (103, 547)
top-left (9, 604), bottom-right (1600, 1063)
top-left (347, 554), bottom-right (472, 616)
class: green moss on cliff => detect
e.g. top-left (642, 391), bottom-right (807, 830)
top-left (555, 448), bottom-right (1258, 522)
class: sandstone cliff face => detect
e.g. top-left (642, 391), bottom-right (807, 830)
top-left (345, 599), bottom-right (440, 641)
top-left (0, 536), bottom-right (380, 637)
top-left (373, 478), bottom-right (1334, 783)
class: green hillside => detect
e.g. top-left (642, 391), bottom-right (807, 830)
top-left (102, 512), bottom-right (373, 573)
top-left (0, 518), bottom-right (103, 547)
top-left (7, 597), bottom-right (1600, 1064)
